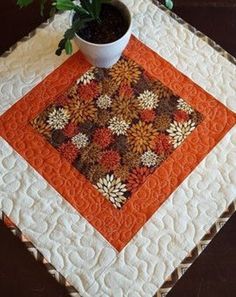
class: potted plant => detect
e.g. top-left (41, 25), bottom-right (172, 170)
top-left (16, 0), bottom-right (173, 68)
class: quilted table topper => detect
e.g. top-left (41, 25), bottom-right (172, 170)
top-left (0, 1), bottom-right (236, 296)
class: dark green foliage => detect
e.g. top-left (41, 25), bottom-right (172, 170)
top-left (53, 0), bottom-right (114, 55)
top-left (16, 0), bottom-right (174, 55)
top-left (17, 0), bottom-right (34, 7)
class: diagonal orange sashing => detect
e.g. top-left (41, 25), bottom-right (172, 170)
top-left (0, 36), bottom-right (235, 251)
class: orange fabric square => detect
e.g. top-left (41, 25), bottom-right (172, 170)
top-left (0, 36), bottom-right (235, 251)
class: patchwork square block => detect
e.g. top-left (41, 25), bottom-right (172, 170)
top-left (31, 57), bottom-right (202, 209)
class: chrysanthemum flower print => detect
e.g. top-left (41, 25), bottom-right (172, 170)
top-left (66, 98), bottom-right (97, 124)
top-left (112, 96), bottom-right (139, 122)
top-left (138, 90), bottom-right (159, 110)
top-left (58, 142), bottom-right (79, 163)
top-left (140, 109), bottom-right (156, 123)
top-left (63, 123), bottom-right (79, 137)
top-left (72, 133), bottom-right (89, 149)
top-left (127, 167), bottom-right (151, 193)
top-left (101, 78), bottom-right (119, 97)
top-left (99, 150), bottom-right (121, 171)
top-left (177, 98), bottom-right (194, 114)
top-left (141, 151), bottom-right (160, 167)
top-left (78, 82), bottom-right (101, 101)
top-left (152, 133), bottom-right (173, 156)
top-left (31, 114), bottom-right (52, 138)
top-left (93, 128), bottom-right (113, 148)
top-left (128, 122), bottom-right (157, 154)
top-left (77, 67), bottom-right (96, 85)
top-left (31, 56), bottom-right (202, 209)
top-left (119, 84), bottom-right (134, 99)
top-left (174, 110), bottom-right (189, 122)
top-left (47, 108), bottom-right (70, 129)
top-left (167, 120), bottom-right (196, 148)
top-left (96, 174), bottom-right (128, 209)
top-left (96, 95), bottom-right (112, 110)
top-left (109, 58), bottom-right (141, 86)
top-left (114, 165), bottom-right (130, 181)
top-left (108, 117), bottom-right (130, 136)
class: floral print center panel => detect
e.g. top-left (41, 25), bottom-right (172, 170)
top-left (30, 57), bottom-right (203, 209)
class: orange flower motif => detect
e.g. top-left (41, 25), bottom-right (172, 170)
top-left (31, 114), bottom-right (52, 139)
top-left (128, 122), bottom-right (157, 154)
top-left (174, 110), bottom-right (189, 122)
top-left (101, 78), bottom-right (119, 97)
top-left (78, 82), bottom-right (101, 101)
top-left (140, 109), bottom-right (156, 122)
top-left (119, 84), bottom-right (134, 98)
top-left (114, 165), bottom-right (130, 181)
top-left (152, 133), bottom-right (173, 155)
top-left (66, 83), bottom-right (79, 100)
top-left (66, 98), bottom-right (97, 124)
top-left (58, 142), bottom-right (79, 163)
top-left (93, 128), bottom-right (113, 148)
top-left (111, 96), bottom-right (140, 122)
top-left (155, 114), bottom-right (172, 131)
top-left (63, 123), bottom-right (79, 137)
top-left (109, 58), bottom-right (141, 86)
top-left (100, 150), bottom-right (121, 171)
top-left (127, 167), bottom-right (151, 193)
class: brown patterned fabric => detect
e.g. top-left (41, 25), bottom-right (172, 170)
top-left (31, 57), bottom-right (202, 209)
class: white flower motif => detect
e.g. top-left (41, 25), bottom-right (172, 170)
top-left (137, 90), bottom-right (159, 109)
top-left (167, 120), bottom-right (196, 148)
top-left (77, 68), bottom-right (95, 85)
top-left (72, 133), bottom-right (89, 149)
top-left (108, 117), bottom-right (130, 136)
top-left (96, 95), bottom-right (112, 109)
top-left (96, 174), bottom-right (127, 208)
top-left (140, 150), bottom-right (159, 167)
top-left (47, 108), bottom-right (70, 129)
top-left (177, 98), bottom-right (194, 114)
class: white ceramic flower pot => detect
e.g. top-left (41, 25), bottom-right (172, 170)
top-left (71, 0), bottom-right (132, 68)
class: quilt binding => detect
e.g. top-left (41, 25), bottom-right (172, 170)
top-left (154, 199), bottom-right (236, 297)
top-left (1, 2), bottom-right (236, 296)
top-left (0, 211), bottom-right (80, 297)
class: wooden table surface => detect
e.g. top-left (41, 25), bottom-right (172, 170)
top-left (0, 1), bottom-right (236, 297)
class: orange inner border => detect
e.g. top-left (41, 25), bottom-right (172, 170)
top-left (0, 36), bottom-right (235, 251)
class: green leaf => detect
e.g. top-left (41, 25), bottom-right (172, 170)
top-left (165, 0), bottom-right (173, 10)
top-left (40, 0), bottom-right (46, 16)
top-left (53, 0), bottom-right (76, 11)
top-left (74, 5), bottom-right (90, 16)
top-left (64, 28), bottom-right (75, 39)
top-left (55, 37), bottom-right (66, 56)
top-left (65, 39), bottom-right (73, 54)
top-left (16, 0), bottom-right (33, 8)
top-left (58, 38), bottom-right (66, 48)
top-left (80, 0), bottom-right (95, 18)
top-left (74, 18), bottom-right (93, 30)
top-left (80, 0), bottom-right (92, 12)
top-left (92, 0), bottom-right (101, 19)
